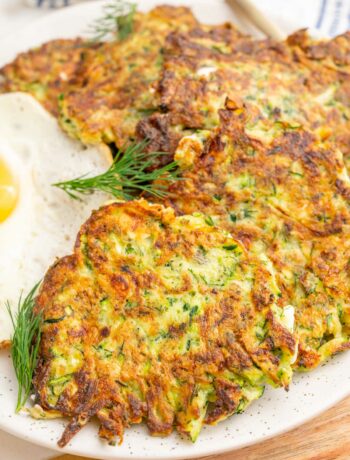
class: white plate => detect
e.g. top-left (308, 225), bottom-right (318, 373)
top-left (0, 1), bottom-right (349, 459)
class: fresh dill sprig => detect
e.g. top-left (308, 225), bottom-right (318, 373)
top-left (87, 0), bottom-right (136, 42)
top-left (6, 283), bottom-right (42, 413)
top-left (53, 141), bottom-right (181, 201)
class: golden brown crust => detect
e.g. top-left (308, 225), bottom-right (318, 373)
top-left (138, 27), bottom-right (350, 171)
top-left (0, 340), bottom-right (11, 350)
top-left (0, 39), bottom-right (100, 116)
top-left (34, 199), bottom-right (295, 446)
top-left (162, 103), bottom-right (350, 371)
top-left (58, 6), bottom-right (198, 149)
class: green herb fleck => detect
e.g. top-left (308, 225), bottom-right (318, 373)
top-left (288, 170), bottom-right (304, 178)
top-left (137, 108), bottom-right (159, 116)
top-left (204, 215), bottom-right (215, 226)
top-left (243, 208), bottom-right (255, 219)
top-left (189, 306), bottom-right (199, 322)
top-left (223, 244), bottom-right (237, 251)
top-left (326, 314), bottom-right (333, 329)
top-left (44, 315), bottom-right (65, 324)
top-left (125, 243), bottom-right (135, 254)
top-left (125, 299), bottom-right (138, 310)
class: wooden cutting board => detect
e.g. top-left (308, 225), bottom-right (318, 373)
top-left (54, 395), bottom-right (350, 460)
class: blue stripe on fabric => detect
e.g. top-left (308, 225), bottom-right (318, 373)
top-left (316, 0), bottom-right (328, 28)
top-left (329, 0), bottom-right (343, 36)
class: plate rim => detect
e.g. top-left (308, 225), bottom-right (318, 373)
top-left (1, 365), bottom-right (349, 460)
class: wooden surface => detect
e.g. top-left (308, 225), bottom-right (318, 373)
top-left (54, 395), bottom-right (350, 460)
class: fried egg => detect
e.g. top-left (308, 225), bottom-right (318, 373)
top-left (0, 93), bottom-right (112, 345)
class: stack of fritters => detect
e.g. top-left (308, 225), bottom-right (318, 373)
top-left (139, 28), bottom-right (350, 169)
top-left (2, 11), bottom-right (350, 169)
top-left (34, 200), bottom-right (295, 446)
top-left (163, 103), bottom-right (350, 369)
top-left (0, 6), bottom-right (198, 140)
top-left (0, 7), bottom-right (247, 164)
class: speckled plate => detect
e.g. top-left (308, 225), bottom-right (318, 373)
top-left (0, 1), bottom-right (349, 459)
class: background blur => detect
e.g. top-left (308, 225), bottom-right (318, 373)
top-left (0, 0), bottom-right (350, 41)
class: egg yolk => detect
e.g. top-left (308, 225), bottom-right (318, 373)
top-left (0, 157), bottom-right (18, 223)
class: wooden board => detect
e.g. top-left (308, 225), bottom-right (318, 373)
top-left (54, 395), bottom-right (350, 460)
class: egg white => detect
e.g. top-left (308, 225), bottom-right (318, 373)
top-left (0, 93), bottom-right (112, 344)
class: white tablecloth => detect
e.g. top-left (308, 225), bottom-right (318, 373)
top-left (0, 0), bottom-right (350, 458)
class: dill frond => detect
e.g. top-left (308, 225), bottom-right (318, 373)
top-left (53, 141), bottom-right (181, 201)
top-left (6, 283), bottom-right (42, 412)
top-left (87, 0), bottom-right (136, 42)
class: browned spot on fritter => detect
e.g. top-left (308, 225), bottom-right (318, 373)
top-left (0, 340), bottom-right (11, 350)
top-left (205, 378), bottom-right (242, 424)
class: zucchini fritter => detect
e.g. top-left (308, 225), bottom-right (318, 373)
top-left (163, 103), bottom-right (350, 370)
top-left (34, 199), bottom-right (296, 446)
top-left (0, 39), bottom-right (99, 116)
top-left (58, 6), bottom-right (198, 148)
top-left (139, 28), bottom-right (350, 169)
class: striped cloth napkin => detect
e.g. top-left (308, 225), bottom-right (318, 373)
top-left (256, 0), bottom-right (350, 37)
top-left (24, 0), bottom-right (91, 7)
top-left (22, 0), bottom-right (350, 37)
